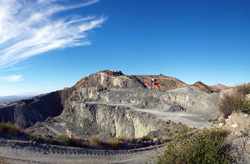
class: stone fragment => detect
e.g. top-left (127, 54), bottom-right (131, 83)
top-left (231, 124), bottom-right (238, 129)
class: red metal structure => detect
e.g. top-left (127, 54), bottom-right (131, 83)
top-left (140, 79), bottom-right (161, 89)
top-left (106, 70), bottom-right (114, 75)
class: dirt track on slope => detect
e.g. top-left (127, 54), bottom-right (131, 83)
top-left (0, 139), bottom-right (163, 164)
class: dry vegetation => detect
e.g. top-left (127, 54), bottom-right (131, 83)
top-left (106, 138), bottom-right (119, 150)
top-left (89, 135), bottom-right (102, 149)
top-left (70, 135), bottom-right (88, 147)
top-left (0, 122), bottom-right (22, 135)
top-left (219, 83), bottom-right (250, 118)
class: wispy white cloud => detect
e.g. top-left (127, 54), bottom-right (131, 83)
top-left (45, 82), bottom-right (51, 85)
top-left (1, 65), bottom-right (33, 72)
top-left (0, 75), bottom-right (23, 83)
top-left (0, 0), bottom-right (105, 68)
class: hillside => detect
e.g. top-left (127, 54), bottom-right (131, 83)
top-left (0, 70), bottom-right (248, 164)
top-left (0, 95), bottom-right (32, 107)
top-left (0, 70), bottom-right (221, 138)
top-left (210, 83), bottom-right (229, 90)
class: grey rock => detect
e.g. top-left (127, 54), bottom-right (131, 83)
top-left (0, 91), bottom-right (63, 128)
top-left (168, 105), bottom-right (185, 112)
top-left (223, 112), bottom-right (250, 163)
top-left (32, 141), bottom-right (37, 146)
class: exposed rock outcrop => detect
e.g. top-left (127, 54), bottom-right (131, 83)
top-left (75, 71), bottom-right (146, 90)
top-left (223, 112), bottom-right (250, 164)
top-left (0, 91), bottom-right (63, 128)
top-left (191, 81), bottom-right (219, 93)
top-left (135, 75), bottom-right (219, 93)
top-left (0, 70), bottom-right (221, 140)
top-left (60, 103), bottom-right (166, 139)
top-left (50, 72), bottom-right (220, 139)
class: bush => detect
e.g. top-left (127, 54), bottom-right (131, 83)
top-left (236, 83), bottom-right (250, 95)
top-left (70, 135), bottom-right (88, 147)
top-left (44, 137), bottom-right (54, 144)
top-left (57, 135), bottom-right (70, 146)
top-left (219, 87), bottom-right (250, 118)
top-left (0, 122), bottom-right (22, 135)
top-left (0, 123), bottom-right (7, 134)
top-left (28, 134), bottom-right (39, 141)
top-left (106, 138), bottom-right (119, 150)
top-left (89, 135), bottom-right (102, 149)
top-left (5, 122), bottom-right (22, 135)
top-left (155, 128), bottom-right (234, 164)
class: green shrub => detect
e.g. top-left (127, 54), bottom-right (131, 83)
top-left (57, 135), bottom-right (70, 146)
top-left (44, 137), bottom-right (57, 144)
top-left (28, 134), bottom-right (39, 141)
top-left (155, 128), bottom-right (234, 164)
top-left (0, 123), bottom-right (7, 134)
top-left (238, 98), bottom-right (250, 114)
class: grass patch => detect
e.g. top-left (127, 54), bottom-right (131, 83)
top-left (44, 137), bottom-right (56, 144)
top-left (28, 133), bottom-right (39, 141)
top-left (56, 135), bottom-right (70, 146)
top-left (0, 122), bottom-right (22, 135)
top-left (155, 128), bottom-right (234, 164)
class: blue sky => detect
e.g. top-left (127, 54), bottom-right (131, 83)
top-left (0, 0), bottom-right (250, 96)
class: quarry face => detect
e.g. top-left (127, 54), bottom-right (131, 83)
top-left (0, 71), bottom-right (221, 140)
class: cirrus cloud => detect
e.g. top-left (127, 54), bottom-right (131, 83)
top-left (0, 0), bottom-right (106, 68)
top-left (0, 75), bottom-right (23, 83)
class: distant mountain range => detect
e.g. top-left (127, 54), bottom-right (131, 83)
top-left (209, 83), bottom-right (229, 90)
top-left (0, 95), bottom-right (34, 107)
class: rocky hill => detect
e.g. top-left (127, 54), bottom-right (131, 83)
top-left (135, 75), bottom-right (219, 93)
top-left (0, 95), bottom-right (32, 107)
top-left (0, 70), bottom-right (221, 140)
top-left (210, 83), bottom-right (229, 90)
top-left (0, 91), bottom-right (63, 128)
